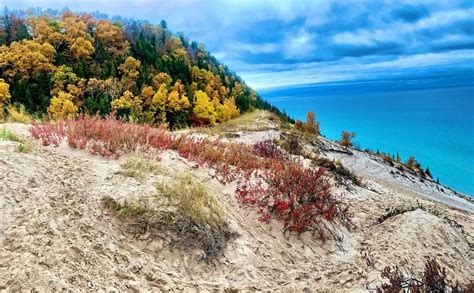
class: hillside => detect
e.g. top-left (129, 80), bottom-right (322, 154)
top-left (0, 112), bottom-right (473, 291)
top-left (0, 9), bottom-right (289, 127)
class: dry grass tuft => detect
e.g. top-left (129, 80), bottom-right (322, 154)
top-left (102, 174), bottom-right (233, 259)
top-left (7, 105), bottom-right (32, 124)
top-left (156, 174), bottom-right (225, 229)
top-left (117, 156), bottom-right (163, 181)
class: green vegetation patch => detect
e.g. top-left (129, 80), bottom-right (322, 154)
top-left (0, 128), bottom-right (21, 142)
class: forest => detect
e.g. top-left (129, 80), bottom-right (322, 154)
top-left (0, 8), bottom-right (290, 128)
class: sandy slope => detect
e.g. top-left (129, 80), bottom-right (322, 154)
top-left (0, 122), bottom-right (473, 291)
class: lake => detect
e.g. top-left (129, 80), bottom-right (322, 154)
top-left (260, 81), bottom-right (474, 196)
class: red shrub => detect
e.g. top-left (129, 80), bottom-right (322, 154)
top-left (29, 120), bottom-right (65, 146)
top-left (252, 140), bottom-right (287, 160)
top-left (236, 161), bottom-right (351, 237)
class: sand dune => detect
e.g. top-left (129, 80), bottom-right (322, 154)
top-left (0, 121), bottom-right (472, 291)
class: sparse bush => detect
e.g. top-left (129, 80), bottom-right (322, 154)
top-left (7, 104), bottom-right (31, 124)
top-left (294, 111), bottom-right (320, 135)
top-left (340, 131), bottom-right (356, 148)
top-left (252, 140), bottom-right (287, 160)
top-left (376, 258), bottom-right (472, 293)
top-left (312, 156), bottom-right (360, 186)
top-left (280, 131), bottom-right (303, 156)
top-left (158, 175), bottom-right (225, 230)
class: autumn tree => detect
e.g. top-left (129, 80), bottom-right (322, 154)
top-left (340, 131), bottom-right (356, 148)
top-left (193, 90), bottom-right (216, 125)
top-left (0, 9), bottom-right (293, 126)
top-left (94, 20), bottom-right (129, 59)
top-left (305, 111), bottom-right (320, 135)
top-left (48, 91), bottom-right (78, 119)
top-left (405, 156), bottom-right (416, 169)
top-left (0, 39), bottom-right (56, 79)
top-left (111, 90), bottom-right (142, 119)
top-left (119, 56), bottom-right (141, 91)
top-left (0, 78), bottom-right (11, 119)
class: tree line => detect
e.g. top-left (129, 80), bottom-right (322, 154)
top-left (0, 8), bottom-right (292, 128)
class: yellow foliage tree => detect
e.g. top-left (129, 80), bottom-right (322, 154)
top-left (141, 86), bottom-right (155, 106)
top-left (119, 56), bottom-right (141, 91)
top-left (193, 90), bottom-right (216, 125)
top-left (152, 72), bottom-right (172, 88)
top-left (0, 79), bottom-right (11, 106)
top-left (0, 79), bottom-right (11, 119)
top-left (0, 40), bottom-right (56, 79)
top-left (70, 37), bottom-right (94, 60)
top-left (216, 97), bottom-right (240, 122)
top-left (111, 90), bottom-right (142, 118)
top-left (48, 91), bottom-right (78, 119)
top-left (94, 20), bottom-right (129, 58)
top-left (27, 15), bottom-right (64, 49)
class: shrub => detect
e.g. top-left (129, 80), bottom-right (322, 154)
top-left (376, 258), bottom-right (472, 292)
top-left (7, 104), bottom-right (31, 124)
top-left (157, 174), bottom-right (225, 230)
top-left (252, 140), bottom-right (287, 160)
top-left (29, 120), bottom-right (65, 146)
top-left (31, 116), bottom-right (351, 241)
top-left (280, 131), bottom-right (304, 156)
top-left (294, 111), bottom-right (320, 135)
top-left (236, 161), bottom-right (351, 238)
top-left (340, 131), bottom-right (356, 148)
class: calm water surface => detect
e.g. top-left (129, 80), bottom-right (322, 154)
top-left (260, 81), bottom-right (474, 196)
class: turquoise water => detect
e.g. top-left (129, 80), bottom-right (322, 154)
top-left (260, 81), bottom-right (474, 196)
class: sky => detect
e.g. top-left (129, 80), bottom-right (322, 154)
top-left (1, 0), bottom-right (473, 90)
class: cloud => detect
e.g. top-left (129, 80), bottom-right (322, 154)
top-left (283, 28), bottom-right (316, 58)
top-left (2, 0), bottom-right (473, 90)
top-left (391, 4), bottom-right (430, 22)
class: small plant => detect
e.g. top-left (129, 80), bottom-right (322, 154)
top-left (0, 128), bottom-right (21, 142)
top-left (236, 161), bottom-right (351, 239)
top-left (160, 174), bottom-right (225, 230)
top-left (280, 131), bottom-right (303, 156)
top-left (16, 142), bottom-right (32, 153)
top-left (340, 131), bottom-right (356, 148)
